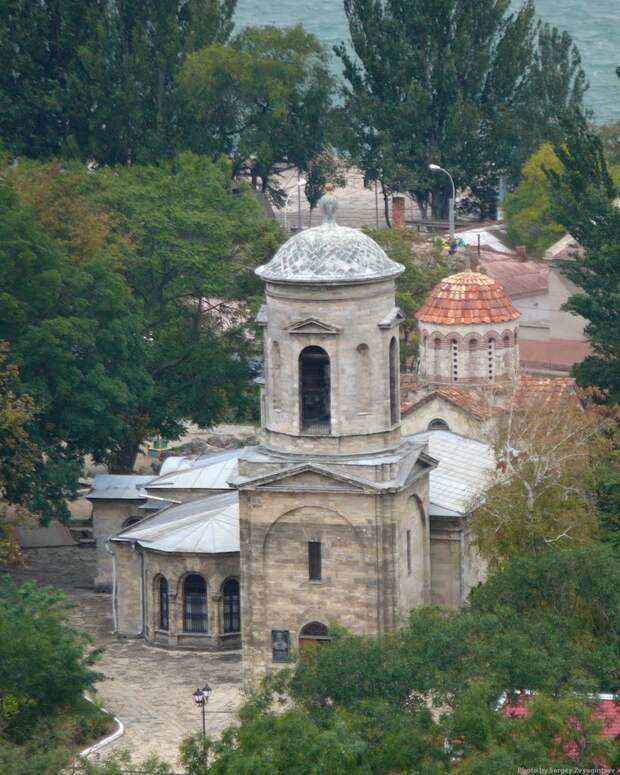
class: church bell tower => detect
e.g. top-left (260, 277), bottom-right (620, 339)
top-left (232, 190), bottom-right (436, 685)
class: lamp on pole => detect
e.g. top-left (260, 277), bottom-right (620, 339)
top-left (193, 683), bottom-right (212, 762)
top-left (429, 163), bottom-right (456, 253)
top-left (283, 177), bottom-right (306, 232)
top-left (297, 176), bottom-right (306, 232)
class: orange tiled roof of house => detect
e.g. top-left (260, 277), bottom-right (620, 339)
top-left (416, 272), bottom-right (521, 326)
top-left (399, 372), bottom-right (576, 418)
top-left (476, 250), bottom-right (549, 298)
top-left (513, 373), bottom-right (577, 407)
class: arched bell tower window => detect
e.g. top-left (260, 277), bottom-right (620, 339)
top-left (356, 343), bottom-right (370, 412)
top-left (299, 346), bottom-right (331, 434)
top-left (389, 337), bottom-right (399, 425)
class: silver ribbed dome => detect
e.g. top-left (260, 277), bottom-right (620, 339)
top-left (256, 192), bottom-right (404, 285)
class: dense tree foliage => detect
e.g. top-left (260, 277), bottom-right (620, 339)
top-left (0, 578), bottom-right (101, 743)
top-left (0, 0), bottom-right (236, 164)
top-left (0, 350), bottom-right (38, 568)
top-left (179, 546), bottom-right (618, 773)
top-left (505, 141), bottom-right (620, 256)
top-left (0, 344), bottom-right (40, 566)
top-left (504, 144), bottom-right (566, 255)
top-left (3, 157), bottom-right (119, 263)
top-left (85, 152), bottom-right (280, 471)
top-left (0, 183), bottom-right (148, 515)
top-left (178, 25), bottom-right (336, 197)
top-left (337, 0), bottom-right (587, 220)
top-left (548, 116), bottom-right (620, 403)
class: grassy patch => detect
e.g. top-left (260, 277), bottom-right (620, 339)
top-left (23, 695), bottom-right (116, 754)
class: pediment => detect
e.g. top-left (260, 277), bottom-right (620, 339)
top-left (242, 463), bottom-right (370, 493)
top-left (378, 307), bottom-right (405, 329)
top-left (286, 318), bottom-right (342, 335)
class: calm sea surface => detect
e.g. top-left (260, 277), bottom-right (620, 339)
top-left (234, 0), bottom-right (619, 124)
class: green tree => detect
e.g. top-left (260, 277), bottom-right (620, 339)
top-left (3, 157), bottom-right (118, 263)
top-left (0, 1), bottom-right (236, 163)
top-left (0, 342), bottom-right (42, 567)
top-left (0, 578), bottom-right (101, 743)
top-left (503, 143), bottom-right (566, 255)
top-left (185, 545), bottom-right (619, 772)
top-left (451, 684), bottom-right (614, 773)
top-left (366, 228), bottom-right (462, 367)
top-left (0, 0), bottom-right (95, 159)
top-left (178, 25), bottom-right (336, 197)
top-left (0, 183), bottom-right (149, 516)
top-left (597, 119), bottom-right (620, 166)
top-left (337, 1), bottom-right (587, 221)
top-left (548, 115), bottom-right (620, 403)
top-left (86, 152), bottom-right (281, 471)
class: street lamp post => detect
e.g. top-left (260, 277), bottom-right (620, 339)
top-left (283, 177), bottom-right (306, 232)
top-left (297, 176), bottom-right (305, 232)
top-left (429, 163), bottom-right (456, 253)
top-left (193, 683), bottom-right (212, 762)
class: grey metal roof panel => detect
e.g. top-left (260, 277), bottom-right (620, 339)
top-left (148, 449), bottom-right (242, 491)
top-left (406, 431), bottom-right (495, 515)
top-left (87, 474), bottom-right (154, 501)
top-left (112, 492), bottom-right (239, 554)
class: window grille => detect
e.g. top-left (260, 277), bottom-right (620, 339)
top-left (308, 541), bottom-right (322, 581)
top-left (183, 574), bottom-right (207, 633)
top-left (222, 578), bottom-right (240, 634)
top-left (159, 577), bottom-right (169, 631)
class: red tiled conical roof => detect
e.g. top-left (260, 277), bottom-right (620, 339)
top-left (415, 272), bottom-right (520, 326)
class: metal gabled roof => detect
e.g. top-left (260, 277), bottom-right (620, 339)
top-left (148, 448), bottom-right (242, 491)
top-left (112, 492), bottom-right (239, 554)
top-left (87, 474), bottom-right (154, 501)
top-left (406, 430), bottom-right (495, 516)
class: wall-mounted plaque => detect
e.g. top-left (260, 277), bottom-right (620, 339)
top-left (271, 629), bottom-right (290, 662)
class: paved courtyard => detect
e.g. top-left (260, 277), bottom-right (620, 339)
top-left (8, 547), bottom-right (243, 768)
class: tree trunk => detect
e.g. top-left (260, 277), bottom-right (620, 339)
top-left (107, 443), bottom-right (141, 475)
top-left (431, 185), bottom-right (450, 221)
top-left (381, 182), bottom-right (391, 227)
top-left (106, 432), bottom-right (145, 474)
top-left (414, 192), bottom-right (428, 220)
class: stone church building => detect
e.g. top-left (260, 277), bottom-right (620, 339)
top-left (94, 191), bottom-right (568, 685)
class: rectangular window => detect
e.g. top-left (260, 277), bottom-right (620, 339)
top-left (406, 530), bottom-right (412, 575)
top-left (308, 541), bottom-right (322, 581)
